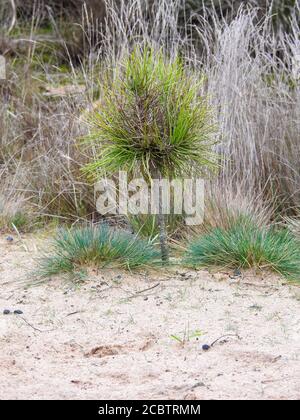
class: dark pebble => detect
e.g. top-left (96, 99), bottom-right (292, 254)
top-left (233, 268), bottom-right (242, 277)
top-left (202, 344), bottom-right (211, 351)
top-left (3, 309), bottom-right (11, 315)
top-left (6, 236), bottom-right (14, 242)
top-left (14, 310), bottom-right (23, 315)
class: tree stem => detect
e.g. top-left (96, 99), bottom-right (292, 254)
top-left (153, 168), bottom-right (169, 264)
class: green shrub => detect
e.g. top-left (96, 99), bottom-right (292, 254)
top-left (37, 224), bottom-right (160, 279)
top-left (184, 218), bottom-right (300, 281)
top-left (82, 47), bottom-right (218, 262)
top-left (83, 47), bottom-right (217, 178)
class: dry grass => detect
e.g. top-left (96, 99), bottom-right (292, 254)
top-left (284, 215), bottom-right (300, 238)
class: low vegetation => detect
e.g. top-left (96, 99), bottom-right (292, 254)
top-left (184, 218), bottom-right (300, 281)
top-left (37, 224), bottom-right (160, 279)
top-left (0, 0), bottom-right (299, 282)
top-left (82, 47), bottom-right (218, 262)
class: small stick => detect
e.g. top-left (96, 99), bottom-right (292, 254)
top-left (133, 282), bottom-right (161, 295)
top-left (118, 282), bottom-right (161, 298)
top-left (19, 316), bottom-right (55, 333)
top-left (65, 311), bottom-right (81, 317)
top-left (210, 333), bottom-right (241, 347)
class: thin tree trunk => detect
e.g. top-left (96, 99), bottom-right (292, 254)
top-left (153, 168), bottom-right (169, 264)
top-left (157, 201), bottom-right (169, 263)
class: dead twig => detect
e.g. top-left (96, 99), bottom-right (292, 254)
top-left (133, 282), bottom-right (161, 295)
top-left (19, 316), bottom-right (56, 333)
top-left (123, 282), bottom-right (161, 300)
top-left (65, 311), bottom-right (82, 317)
top-left (210, 333), bottom-right (241, 347)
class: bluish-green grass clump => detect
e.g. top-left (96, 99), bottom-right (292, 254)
top-left (184, 219), bottom-right (300, 281)
top-left (37, 224), bottom-right (160, 278)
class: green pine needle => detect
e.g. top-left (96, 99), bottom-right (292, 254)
top-left (82, 47), bottom-right (219, 179)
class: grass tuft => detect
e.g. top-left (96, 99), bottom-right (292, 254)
top-left (184, 218), bottom-right (300, 281)
top-left (37, 224), bottom-right (160, 279)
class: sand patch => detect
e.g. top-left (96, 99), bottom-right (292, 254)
top-left (0, 234), bottom-right (300, 400)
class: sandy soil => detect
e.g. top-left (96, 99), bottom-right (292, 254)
top-left (0, 234), bottom-right (300, 400)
